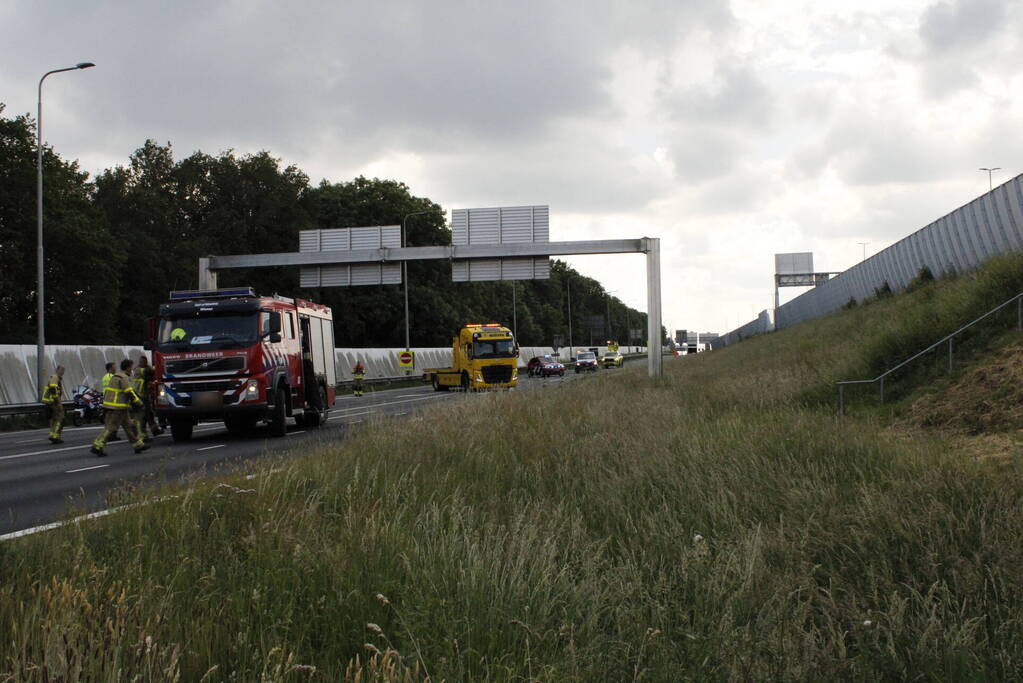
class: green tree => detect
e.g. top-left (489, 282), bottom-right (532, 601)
top-left (0, 104), bottom-right (119, 344)
top-left (94, 143), bottom-right (313, 342)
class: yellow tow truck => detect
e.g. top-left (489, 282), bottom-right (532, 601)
top-left (425, 323), bottom-right (519, 391)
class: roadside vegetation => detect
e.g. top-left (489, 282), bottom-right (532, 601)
top-left (4, 257), bottom-right (1023, 680)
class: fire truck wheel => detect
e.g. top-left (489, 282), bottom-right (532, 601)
top-left (432, 376), bottom-right (449, 392)
top-left (169, 418), bottom-right (193, 442)
top-left (304, 385), bottom-right (329, 427)
top-left (269, 387), bottom-right (288, 437)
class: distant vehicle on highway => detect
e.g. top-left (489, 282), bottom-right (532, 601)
top-left (526, 356), bottom-right (545, 377)
top-left (600, 351), bottom-right (624, 368)
top-left (575, 351), bottom-right (598, 373)
top-left (538, 356), bottom-right (565, 377)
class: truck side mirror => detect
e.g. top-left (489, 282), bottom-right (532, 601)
top-left (269, 312), bottom-right (282, 334)
top-left (268, 332), bottom-right (282, 343)
top-left (142, 340), bottom-right (153, 351)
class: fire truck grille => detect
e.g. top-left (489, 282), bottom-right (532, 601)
top-left (481, 365), bottom-right (513, 383)
top-left (171, 380), bottom-right (237, 393)
top-left (166, 356), bottom-right (245, 375)
top-left (172, 380), bottom-right (241, 407)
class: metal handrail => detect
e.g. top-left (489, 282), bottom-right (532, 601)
top-left (837, 290), bottom-right (1023, 414)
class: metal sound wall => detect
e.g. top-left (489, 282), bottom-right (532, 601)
top-left (714, 174), bottom-right (1023, 347)
top-left (713, 310), bottom-right (772, 349)
top-left (775, 174), bottom-right (1023, 329)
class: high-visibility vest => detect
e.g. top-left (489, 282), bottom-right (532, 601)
top-left (41, 375), bottom-right (62, 404)
top-left (353, 365), bottom-right (365, 379)
top-left (101, 372), bottom-right (113, 390)
top-left (102, 373), bottom-right (138, 410)
top-left (132, 368), bottom-right (147, 396)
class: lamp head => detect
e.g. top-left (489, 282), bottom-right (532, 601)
top-left (76, 62), bottom-right (95, 69)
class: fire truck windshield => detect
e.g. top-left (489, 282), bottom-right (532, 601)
top-left (472, 339), bottom-right (516, 359)
top-left (158, 314), bottom-right (259, 350)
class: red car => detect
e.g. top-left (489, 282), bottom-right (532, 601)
top-left (527, 355), bottom-right (565, 377)
top-left (539, 356), bottom-right (565, 377)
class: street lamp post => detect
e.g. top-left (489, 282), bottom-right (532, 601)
top-left (566, 279), bottom-right (573, 354)
top-left (979, 167), bottom-right (1001, 191)
top-left (857, 241), bottom-right (869, 262)
top-left (400, 210), bottom-right (432, 355)
top-left (37, 62), bottom-right (94, 399)
top-left (511, 281), bottom-right (517, 339)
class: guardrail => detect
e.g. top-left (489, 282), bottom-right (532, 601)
top-left (0, 402), bottom-right (48, 418)
top-left (837, 291), bottom-right (1023, 415)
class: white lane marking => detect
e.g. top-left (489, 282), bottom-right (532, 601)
top-left (286, 431), bottom-right (306, 436)
top-left (66, 464), bottom-right (109, 473)
top-left (397, 393), bottom-right (430, 397)
top-left (0, 443), bottom-right (91, 460)
top-left (334, 394), bottom-right (451, 414)
top-left (16, 439), bottom-right (40, 444)
top-left (349, 419), bottom-right (364, 423)
top-left (1, 506), bottom-right (128, 541)
top-left (196, 444), bottom-right (226, 451)
top-left (0, 424), bottom-right (228, 462)
top-left (0, 495), bottom-right (178, 542)
top-left (395, 412), bottom-right (408, 416)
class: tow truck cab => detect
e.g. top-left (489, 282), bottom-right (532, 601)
top-left (424, 323), bottom-right (519, 391)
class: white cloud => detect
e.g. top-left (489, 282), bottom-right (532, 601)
top-left (3, 0), bottom-right (1022, 338)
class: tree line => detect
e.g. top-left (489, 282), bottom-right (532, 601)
top-left (0, 104), bottom-right (653, 349)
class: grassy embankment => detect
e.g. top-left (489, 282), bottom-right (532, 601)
top-left (3, 255), bottom-right (1023, 680)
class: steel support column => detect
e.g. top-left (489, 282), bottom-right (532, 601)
top-left (644, 237), bottom-right (662, 378)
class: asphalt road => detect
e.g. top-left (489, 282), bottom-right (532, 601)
top-left (0, 369), bottom-right (598, 537)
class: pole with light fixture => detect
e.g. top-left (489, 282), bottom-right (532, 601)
top-left (979, 167), bottom-right (1001, 191)
top-left (400, 210), bottom-right (431, 355)
top-left (37, 62), bottom-right (95, 399)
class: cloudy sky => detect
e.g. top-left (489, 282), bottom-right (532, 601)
top-left (3, 0), bottom-right (1020, 336)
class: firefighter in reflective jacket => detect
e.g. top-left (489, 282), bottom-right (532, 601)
top-left (132, 356), bottom-right (162, 439)
top-left (353, 361), bottom-right (366, 397)
top-left (42, 365), bottom-right (66, 444)
top-left (100, 361), bottom-right (122, 441)
top-left (101, 361), bottom-right (115, 391)
top-left (91, 359), bottom-right (151, 457)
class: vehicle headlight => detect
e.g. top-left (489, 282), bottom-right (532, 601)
top-left (244, 379), bottom-right (259, 400)
top-left (156, 384), bottom-right (169, 405)
top-left (475, 372), bottom-right (483, 382)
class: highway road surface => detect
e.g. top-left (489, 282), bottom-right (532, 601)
top-left (0, 370), bottom-right (592, 537)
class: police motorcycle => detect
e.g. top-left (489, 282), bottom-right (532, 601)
top-left (71, 384), bottom-right (104, 426)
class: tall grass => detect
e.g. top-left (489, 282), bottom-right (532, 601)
top-left (4, 258), bottom-right (1023, 679)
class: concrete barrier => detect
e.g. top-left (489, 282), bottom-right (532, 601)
top-left (1, 344), bottom-right (644, 404)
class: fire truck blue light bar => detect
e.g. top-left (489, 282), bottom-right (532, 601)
top-left (169, 287), bottom-right (256, 300)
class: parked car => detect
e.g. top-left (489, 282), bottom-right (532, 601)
top-left (575, 351), bottom-right (598, 373)
top-left (600, 351), bottom-right (624, 368)
top-left (539, 356), bottom-right (565, 377)
top-left (526, 356), bottom-right (545, 377)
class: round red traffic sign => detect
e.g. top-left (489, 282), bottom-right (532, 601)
top-left (398, 351), bottom-right (414, 367)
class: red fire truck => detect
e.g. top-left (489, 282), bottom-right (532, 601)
top-left (144, 287), bottom-right (337, 441)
